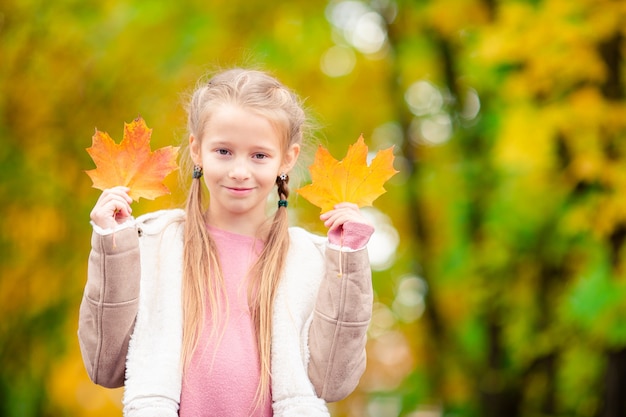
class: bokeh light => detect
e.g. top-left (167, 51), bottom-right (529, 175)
top-left (325, 0), bottom-right (389, 56)
top-left (320, 45), bottom-right (357, 77)
top-left (362, 207), bottom-right (399, 271)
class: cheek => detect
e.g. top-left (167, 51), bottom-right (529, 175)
top-left (260, 165), bottom-right (280, 184)
top-left (200, 166), bottom-right (219, 185)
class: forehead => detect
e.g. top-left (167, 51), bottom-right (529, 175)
top-left (202, 105), bottom-right (284, 148)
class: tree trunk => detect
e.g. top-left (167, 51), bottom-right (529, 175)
top-left (600, 348), bottom-right (626, 417)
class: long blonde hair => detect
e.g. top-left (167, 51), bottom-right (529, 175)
top-left (181, 68), bottom-right (306, 407)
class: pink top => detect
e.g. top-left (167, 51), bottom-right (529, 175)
top-left (179, 226), bottom-right (272, 417)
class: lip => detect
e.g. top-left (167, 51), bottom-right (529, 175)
top-left (224, 186), bottom-right (254, 195)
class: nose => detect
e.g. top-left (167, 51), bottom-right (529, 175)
top-left (228, 158), bottom-right (251, 181)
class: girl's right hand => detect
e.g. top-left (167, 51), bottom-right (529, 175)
top-left (90, 186), bottom-right (133, 230)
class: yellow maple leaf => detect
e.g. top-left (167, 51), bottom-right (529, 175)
top-left (297, 135), bottom-right (398, 213)
top-left (85, 117), bottom-right (179, 201)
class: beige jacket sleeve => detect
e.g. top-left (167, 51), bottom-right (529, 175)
top-left (77, 226), bottom-right (141, 388)
top-left (308, 247), bottom-right (373, 402)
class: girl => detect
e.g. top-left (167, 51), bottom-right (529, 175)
top-left (78, 69), bottom-right (374, 417)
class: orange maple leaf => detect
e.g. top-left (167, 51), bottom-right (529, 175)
top-left (297, 135), bottom-right (398, 213)
top-left (85, 117), bottom-right (179, 201)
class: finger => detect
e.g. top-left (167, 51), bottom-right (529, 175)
top-left (333, 202), bottom-right (359, 211)
top-left (97, 194), bottom-right (132, 214)
top-left (324, 209), bottom-right (373, 230)
top-left (91, 205), bottom-right (130, 225)
top-left (95, 189), bottom-right (133, 214)
top-left (98, 187), bottom-right (132, 204)
top-left (321, 205), bottom-right (354, 219)
top-left (90, 193), bottom-right (133, 227)
top-left (323, 212), bottom-right (355, 230)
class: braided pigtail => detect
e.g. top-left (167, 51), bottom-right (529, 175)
top-left (248, 172), bottom-right (291, 409)
top-left (181, 165), bottom-right (226, 373)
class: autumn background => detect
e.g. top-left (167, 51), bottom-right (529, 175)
top-left (1, 0), bottom-right (626, 416)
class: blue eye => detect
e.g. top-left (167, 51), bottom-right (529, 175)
top-left (216, 149), bottom-right (230, 155)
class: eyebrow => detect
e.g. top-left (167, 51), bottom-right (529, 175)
top-left (210, 140), bottom-right (277, 153)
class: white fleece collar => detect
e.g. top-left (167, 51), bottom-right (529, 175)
top-left (122, 210), bottom-right (330, 417)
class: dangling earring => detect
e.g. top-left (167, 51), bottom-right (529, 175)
top-left (193, 164), bottom-right (203, 179)
top-left (278, 172), bottom-right (288, 182)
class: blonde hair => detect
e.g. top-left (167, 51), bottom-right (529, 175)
top-left (181, 68), bottom-right (306, 409)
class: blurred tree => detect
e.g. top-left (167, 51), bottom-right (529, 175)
top-left (332, 0), bottom-right (626, 416)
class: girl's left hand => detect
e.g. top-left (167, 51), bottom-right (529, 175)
top-left (320, 202), bottom-right (372, 231)
top-left (321, 203), bottom-right (375, 250)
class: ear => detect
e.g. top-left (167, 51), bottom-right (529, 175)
top-left (280, 143), bottom-right (300, 173)
top-left (189, 135), bottom-right (202, 165)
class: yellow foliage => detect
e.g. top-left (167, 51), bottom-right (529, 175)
top-left (0, 204), bottom-right (68, 317)
top-left (426, 0), bottom-right (489, 37)
top-left (583, 0), bottom-right (626, 41)
top-left (560, 203), bottom-right (595, 235)
top-left (477, 0), bottom-right (610, 97)
top-left (551, 88), bottom-right (626, 189)
top-left (494, 105), bottom-right (556, 174)
top-left (594, 194), bottom-right (626, 237)
top-left (48, 323), bottom-right (123, 416)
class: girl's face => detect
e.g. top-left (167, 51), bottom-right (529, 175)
top-left (189, 105), bottom-right (299, 233)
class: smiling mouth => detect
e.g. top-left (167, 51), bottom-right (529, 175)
top-left (226, 186), bottom-right (253, 192)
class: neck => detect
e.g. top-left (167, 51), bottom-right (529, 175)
top-left (205, 208), bottom-right (271, 238)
